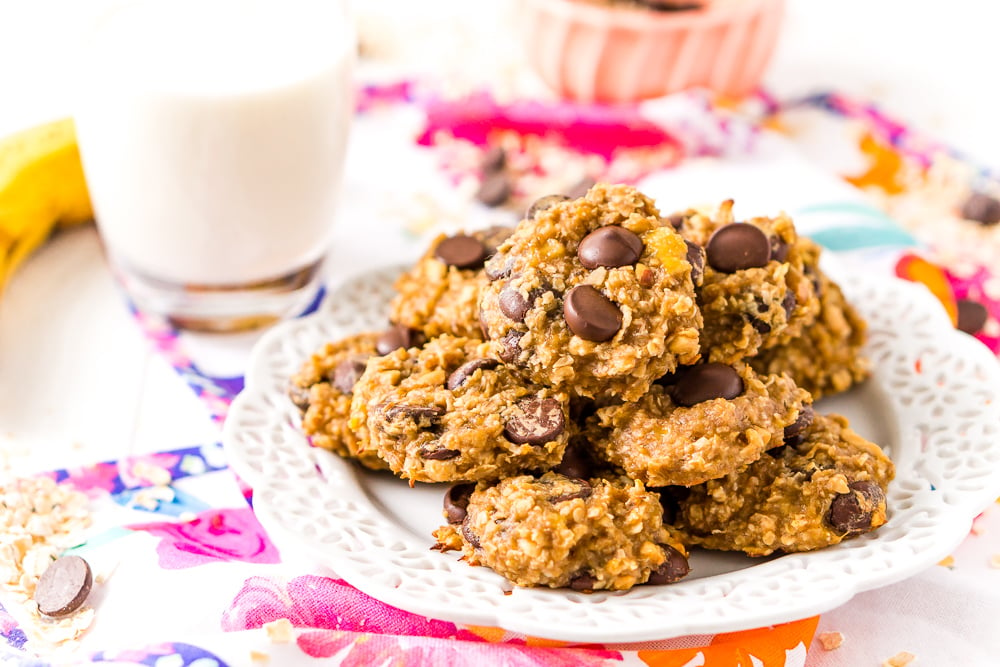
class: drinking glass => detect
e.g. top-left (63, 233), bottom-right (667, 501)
top-left (75, 0), bottom-right (355, 331)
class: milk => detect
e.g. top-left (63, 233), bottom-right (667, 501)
top-left (75, 0), bottom-right (354, 287)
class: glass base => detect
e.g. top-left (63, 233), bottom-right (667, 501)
top-left (113, 259), bottom-right (324, 333)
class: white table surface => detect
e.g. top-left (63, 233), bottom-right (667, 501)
top-left (1, 1), bottom-right (998, 665)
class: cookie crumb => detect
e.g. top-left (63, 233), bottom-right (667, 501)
top-left (818, 631), bottom-right (844, 650)
top-left (989, 554), bottom-right (1000, 569)
top-left (882, 651), bottom-right (916, 666)
top-left (264, 618), bottom-right (294, 644)
top-left (250, 649), bottom-right (270, 663)
top-left (937, 555), bottom-right (954, 568)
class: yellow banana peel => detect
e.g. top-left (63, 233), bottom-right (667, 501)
top-left (0, 118), bottom-right (94, 288)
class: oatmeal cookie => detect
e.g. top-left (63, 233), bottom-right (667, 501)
top-left (666, 413), bottom-right (894, 556)
top-left (750, 240), bottom-right (870, 399)
top-left (349, 335), bottom-right (571, 483)
top-left (433, 472), bottom-right (690, 590)
top-left (480, 183), bottom-right (702, 401)
top-left (390, 226), bottom-right (512, 340)
top-left (589, 362), bottom-right (810, 486)
top-left (678, 201), bottom-right (820, 363)
top-left (289, 331), bottom-right (387, 470)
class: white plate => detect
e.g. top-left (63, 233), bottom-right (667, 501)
top-left (222, 265), bottom-right (1000, 643)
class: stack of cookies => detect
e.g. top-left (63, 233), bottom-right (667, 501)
top-left (289, 183), bottom-right (895, 592)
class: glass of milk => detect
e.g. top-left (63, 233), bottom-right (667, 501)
top-left (75, 0), bottom-right (354, 331)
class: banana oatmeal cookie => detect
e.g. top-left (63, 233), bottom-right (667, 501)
top-left (589, 362), bottom-right (810, 486)
top-left (390, 226), bottom-right (512, 340)
top-left (678, 201), bottom-right (820, 363)
top-left (479, 183), bottom-right (702, 401)
top-left (349, 335), bottom-right (571, 483)
top-left (749, 239), bottom-right (870, 399)
top-left (289, 331), bottom-right (387, 470)
top-left (433, 472), bottom-right (690, 590)
top-left (665, 413), bottom-right (894, 556)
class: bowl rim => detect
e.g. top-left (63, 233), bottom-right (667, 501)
top-left (520, 0), bottom-right (784, 30)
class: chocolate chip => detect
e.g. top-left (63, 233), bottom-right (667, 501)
top-left (783, 404), bottom-right (814, 447)
top-left (563, 285), bottom-right (622, 342)
top-left (957, 299), bottom-right (989, 335)
top-left (435, 234), bottom-right (488, 270)
top-left (479, 225), bottom-right (514, 256)
top-left (667, 213), bottom-right (685, 230)
top-left (476, 172), bottom-right (513, 207)
top-left (527, 194), bottom-right (570, 219)
top-left (504, 397), bottom-right (565, 445)
top-left (705, 224), bottom-right (772, 273)
top-left (485, 255), bottom-right (514, 281)
top-left (566, 177), bottom-right (596, 200)
top-left (447, 358), bottom-right (499, 390)
top-left (461, 515), bottom-right (481, 548)
top-left (827, 480), bottom-right (884, 534)
top-left (499, 286), bottom-right (532, 322)
top-left (554, 442), bottom-right (592, 480)
top-left (496, 330), bottom-right (524, 363)
top-left (480, 146), bottom-right (507, 173)
top-left (419, 446), bottom-right (460, 461)
top-left (383, 404), bottom-right (445, 427)
top-left (569, 571), bottom-right (596, 591)
top-left (34, 556), bottom-right (92, 618)
top-left (638, 0), bottom-right (704, 10)
top-left (781, 291), bottom-right (796, 319)
top-left (550, 479), bottom-right (593, 503)
top-left (960, 192), bottom-right (1000, 225)
top-left (444, 483), bottom-right (475, 524)
top-left (770, 236), bottom-right (790, 263)
top-left (685, 240), bottom-right (705, 285)
top-left (288, 382), bottom-right (311, 412)
top-left (647, 545), bottom-right (690, 585)
top-left (376, 325), bottom-right (419, 355)
top-left (749, 317), bottom-right (772, 334)
top-left (577, 226), bottom-right (644, 269)
top-left (331, 355), bottom-right (370, 394)
top-left (669, 363), bottom-right (744, 407)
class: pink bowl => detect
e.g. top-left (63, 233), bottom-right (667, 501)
top-left (520, 0), bottom-right (785, 103)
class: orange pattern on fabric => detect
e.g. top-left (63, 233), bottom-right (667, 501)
top-left (845, 132), bottom-right (907, 195)
top-left (465, 625), bottom-right (507, 643)
top-left (894, 253), bottom-right (959, 326)
top-left (638, 617), bottom-right (819, 667)
top-left (524, 636), bottom-right (572, 648)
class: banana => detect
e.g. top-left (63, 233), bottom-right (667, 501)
top-left (0, 118), bottom-right (94, 288)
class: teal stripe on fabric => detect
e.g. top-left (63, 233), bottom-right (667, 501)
top-left (63, 527), bottom-right (134, 555)
top-left (794, 201), bottom-right (896, 222)
top-left (807, 224), bottom-right (918, 251)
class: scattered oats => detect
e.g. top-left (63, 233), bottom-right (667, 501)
top-left (818, 631), bottom-right (844, 650)
top-left (989, 554), bottom-right (1000, 569)
top-left (250, 649), bottom-right (270, 663)
top-left (131, 461), bottom-right (173, 487)
top-left (0, 476), bottom-right (94, 656)
top-left (132, 485), bottom-right (176, 510)
top-left (264, 618), bottom-right (295, 644)
top-left (882, 651), bottom-right (916, 667)
top-left (937, 555), bottom-right (955, 568)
